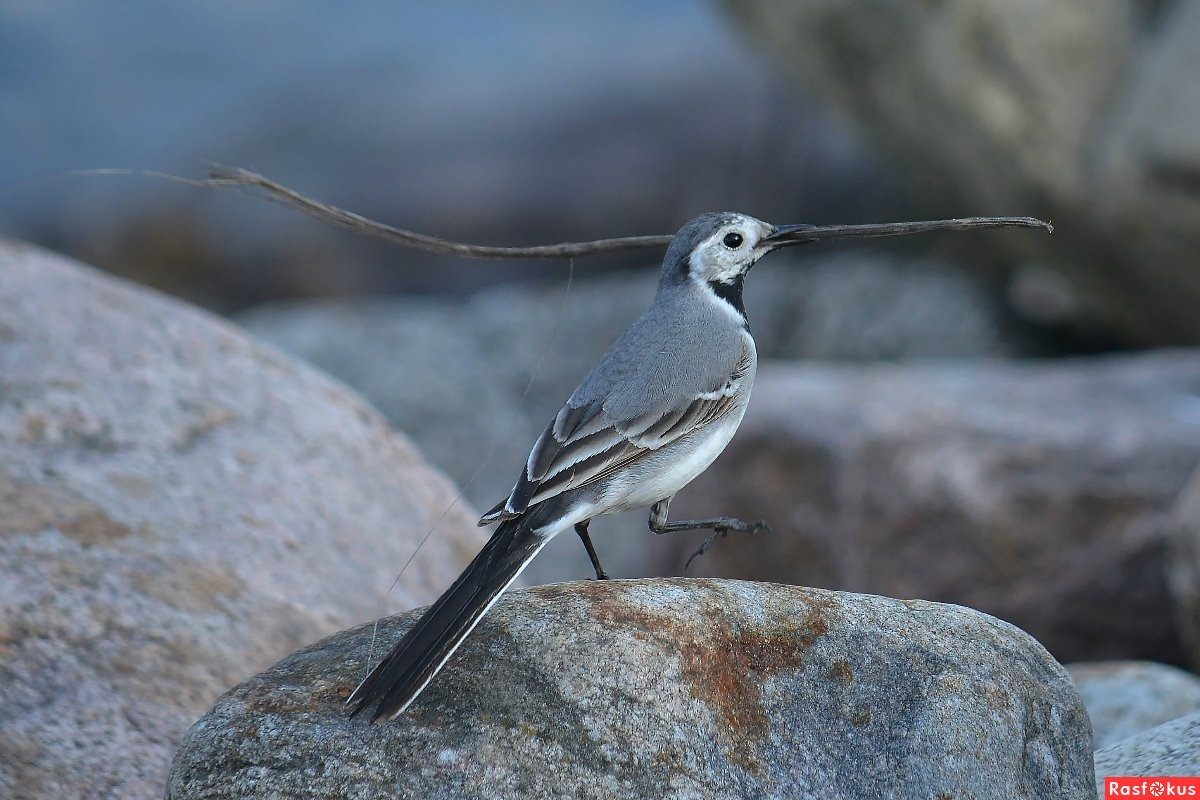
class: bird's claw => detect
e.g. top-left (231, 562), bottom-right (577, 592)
top-left (683, 518), bottom-right (772, 573)
top-left (712, 518), bottom-right (770, 536)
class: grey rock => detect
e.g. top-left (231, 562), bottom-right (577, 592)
top-left (1172, 469), bottom-right (1200, 667)
top-left (674, 353), bottom-right (1200, 665)
top-left (166, 579), bottom-right (1096, 799)
top-left (0, 240), bottom-right (483, 800)
top-left (725, 0), bottom-right (1200, 344)
top-left (236, 253), bottom-right (1010, 584)
top-left (1094, 711), bottom-right (1200, 788)
top-left (1069, 662), bottom-right (1200, 749)
top-left (749, 253), bottom-right (1014, 362)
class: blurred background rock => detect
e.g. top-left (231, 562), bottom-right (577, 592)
top-left (4, 0), bottom-right (1200, 670)
top-left (728, 0), bottom-right (1200, 348)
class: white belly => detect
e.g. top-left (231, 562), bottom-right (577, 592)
top-left (540, 408), bottom-right (748, 537)
top-left (600, 406), bottom-right (748, 513)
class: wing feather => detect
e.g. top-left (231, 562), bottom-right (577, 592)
top-left (478, 336), bottom-right (754, 524)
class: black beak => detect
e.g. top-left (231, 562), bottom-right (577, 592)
top-left (762, 224), bottom-right (820, 249)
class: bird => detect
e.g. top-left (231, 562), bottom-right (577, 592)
top-left (348, 211), bottom-right (823, 722)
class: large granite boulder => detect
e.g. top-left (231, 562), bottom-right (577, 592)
top-left (674, 353), bottom-right (1200, 665)
top-left (725, 0), bottom-right (1200, 345)
top-left (0, 240), bottom-right (483, 799)
top-left (166, 579), bottom-right (1096, 799)
top-left (1069, 661), bottom-right (1200, 750)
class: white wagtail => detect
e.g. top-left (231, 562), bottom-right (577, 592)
top-left (346, 211), bottom-right (838, 721)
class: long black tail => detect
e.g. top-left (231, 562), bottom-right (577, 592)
top-left (347, 514), bottom-right (547, 721)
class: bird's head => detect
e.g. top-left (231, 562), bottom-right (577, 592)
top-left (660, 211), bottom-right (818, 315)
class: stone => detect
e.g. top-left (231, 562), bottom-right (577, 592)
top-left (1172, 468), bottom-right (1200, 668)
top-left (673, 353), bottom-right (1200, 665)
top-left (166, 579), bottom-right (1096, 799)
top-left (1068, 661), bottom-right (1200, 749)
top-left (0, 240), bottom-right (483, 800)
top-left (725, 0), bottom-right (1200, 345)
top-left (236, 253), bottom-right (1011, 585)
top-left (1094, 711), bottom-right (1200, 788)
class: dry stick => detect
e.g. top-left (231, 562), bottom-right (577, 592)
top-left (74, 166), bottom-right (1052, 257)
top-left (206, 166), bottom-right (1052, 252)
top-left (204, 166), bottom-right (675, 258)
top-left (68, 167), bottom-right (669, 256)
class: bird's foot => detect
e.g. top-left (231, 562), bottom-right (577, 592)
top-left (684, 518), bottom-right (770, 572)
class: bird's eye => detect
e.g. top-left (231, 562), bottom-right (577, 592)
top-left (722, 232), bottom-right (744, 249)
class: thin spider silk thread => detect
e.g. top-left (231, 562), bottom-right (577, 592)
top-left (360, 258), bottom-right (577, 681)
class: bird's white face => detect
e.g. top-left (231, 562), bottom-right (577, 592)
top-left (687, 213), bottom-right (775, 286)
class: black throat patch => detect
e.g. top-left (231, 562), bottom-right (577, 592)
top-left (708, 274), bottom-right (748, 325)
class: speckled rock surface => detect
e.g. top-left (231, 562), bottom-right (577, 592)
top-left (166, 579), bottom-right (1096, 800)
top-left (0, 240), bottom-right (483, 800)
top-left (1069, 662), bottom-right (1200, 749)
top-left (680, 354), bottom-right (1200, 665)
top-left (1094, 710), bottom-right (1200, 787)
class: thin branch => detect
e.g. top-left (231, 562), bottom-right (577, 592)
top-left (205, 166), bottom-right (675, 259)
top-left (71, 166), bottom-right (1052, 260)
top-left (776, 217), bottom-right (1053, 242)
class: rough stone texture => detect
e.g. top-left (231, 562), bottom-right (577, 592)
top-left (1094, 711), bottom-right (1200, 786)
top-left (675, 353), bottom-right (1200, 665)
top-left (0, 240), bottom-right (484, 800)
top-left (1068, 661), bottom-right (1200, 749)
top-left (166, 579), bottom-right (1096, 799)
top-left (236, 254), bottom-right (1011, 584)
top-left (1172, 467), bottom-right (1200, 667)
top-left (725, 0), bottom-right (1200, 344)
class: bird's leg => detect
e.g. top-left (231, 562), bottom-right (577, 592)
top-left (574, 520), bottom-right (609, 580)
top-left (647, 497), bottom-right (770, 571)
top-left (647, 497), bottom-right (770, 536)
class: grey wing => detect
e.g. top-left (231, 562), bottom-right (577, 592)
top-left (478, 338), bottom-right (753, 525)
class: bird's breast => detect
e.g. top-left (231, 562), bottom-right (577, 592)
top-left (599, 404), bottom-right (750, 513)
